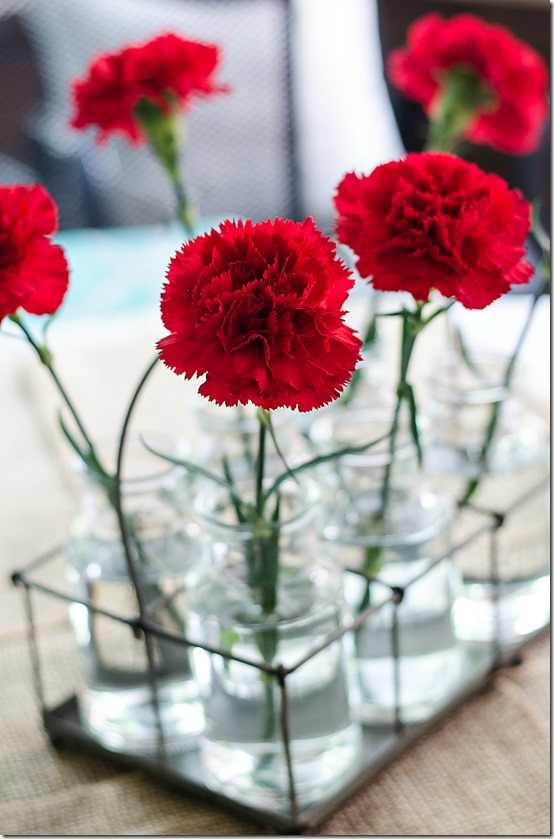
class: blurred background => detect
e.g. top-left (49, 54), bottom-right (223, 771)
top-left (0, 0), bottom-right (549, 234)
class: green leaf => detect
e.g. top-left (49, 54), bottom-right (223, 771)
top-left (270, 489), bottom-right (281, 523)
top-left (454, 326), bottom-right (485, 380)
top-left (141, 436), bottom-right (246, 514)
top-left (375, 310), bottom-right (408, 319)
top-left (257, 408), bottom-right (298, 485)
top-left (421, 300), bottom-right (455, 328)
top-left (58, 411), bottom-right (86, 461)
top-left (221, 628), bottom-right (240, 652)
top-left (58, 412), bottom-right (112, 490)
top-left (362, 311), bottom-right (379, 348)
top-left (263, 431), bottom-right (391, 504)
top-left (221, 455), bottom-right (248, 523)
top-left (362, 545), bottom-right (382, 577)
top-left (458, 476), bottom-right (480, 508)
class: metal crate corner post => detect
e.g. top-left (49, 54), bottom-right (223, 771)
top-left (462, 471), bottom-right (549, 668)
top-left (389, 583), bottom-right (405, 734)
top-left (487, 508), bottom-right (506, 668)
top-left (11, 566), bottom-right (48, 724)
top-left (275, 663), bottom-right (299, 819)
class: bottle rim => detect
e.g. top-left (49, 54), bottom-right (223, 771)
top-left (194, 474), bottom-right (320, 536)
top-left (72, 434), bottom-right (190, 494)
top-left (309, 406), bottom-right (421, 467)
top-left (425, 353), bottom-right (515, 405)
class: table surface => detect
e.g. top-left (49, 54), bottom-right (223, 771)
top-left (1, 225), bottom-right (550, 836)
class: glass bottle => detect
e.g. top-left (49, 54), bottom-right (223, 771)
top-left (424, 353), bottom-right (550, 646)
top-left (310, 407), bottom-right (461, 725)
top-left (187, 476), bottom-right (361, 814)
top-left (65, 439), bottom-right (204, 752)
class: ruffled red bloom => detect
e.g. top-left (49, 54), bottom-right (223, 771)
top-left (334, 153), bottom-right (533, 309)
top-left (0, 184), bottom-right (69, 323)
top-left (158, 217), bottom-right (362, 411)
top-left (71, 32), bottom-right (228, 143)
top-left (387, 13), bottom-right (549, 155)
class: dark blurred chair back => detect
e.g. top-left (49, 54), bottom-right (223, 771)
top-left (376, 0), bottom-right (551, 233)
top-left (0, 0), bottom-right (301, 229)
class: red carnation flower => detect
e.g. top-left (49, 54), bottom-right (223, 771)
top-left (334, 153), bottom-right (533, 309)
top-left (71, 32), bottom-right (228, 143)
top-left (157, 217), bottom-right (362, 411)
top-left (387, 13), bottom-right (549, 155)
top-left (0, 184), bottom-right (69, 323)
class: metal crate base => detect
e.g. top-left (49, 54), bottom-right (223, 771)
top-left (41, 637), bottom-right (544, 835)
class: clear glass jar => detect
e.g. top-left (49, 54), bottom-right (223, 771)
top-left (424, 354), bottom-right (550, 646)
top-left (187, 476), bottom-right (361, 814)
top-left (310, 407), bottom-right (461, 724)
top-left (65, 439), bottom-right (204, 752)
top-left (424, 353), bottom-right (548, 476)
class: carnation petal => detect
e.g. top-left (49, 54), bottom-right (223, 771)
top-left (385, 12), bottom-right (549, 155)
top-left (70, 31), bottom-right (228, 143)
top-left (333, 152), bottom-right (533, 310)
top-left (18, 241), bottom-right (70, 316)
top-left (158, 217), bottom-right (362, 410)
top-left (0, 185), bottom-right (69, 321)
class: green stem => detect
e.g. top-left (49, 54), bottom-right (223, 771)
top-left (258, 408), bottom-right (297, 485)
top-left (255, 418), bottom-right (267, 518)
top-left (135, 97), bottom-right (195, 238)
top-left (9, 315), bottom-right (175, 730)
top-left (253, 418), bottom-right (280, 618)
top-left (250, 414), bottom-right (279, 744)
top-left (425, 66), bottom-right (495, 153)
top-left (358, 302), bottom-right (436, 611)
top-left (111, 354), bottom-right (167, 749)
top-left (353, 308), bottom-right (421, 619)
top-left (354, 544), bottom-right (383, 621)
top-left (8, 313), bottom-right (109, 482)
top-left (168, 167), bottom-right (195, 239)
top-left (112, 355), bottom-right (160, 608)
top-left (353, 303), bottom-right (449, 616)
top-left (111, 355), bottom-right (188, 632)
top-left (380, 307), bottom-right (421, 516)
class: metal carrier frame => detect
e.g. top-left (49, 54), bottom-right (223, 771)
top-left (12, 473), bottom-right (549, 834)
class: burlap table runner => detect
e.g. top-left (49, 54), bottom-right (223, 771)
top-left (1, 324), bottom-right (549, 836)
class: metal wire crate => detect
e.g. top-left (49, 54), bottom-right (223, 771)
top-left (12, 470), bottom-right (549, 834)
